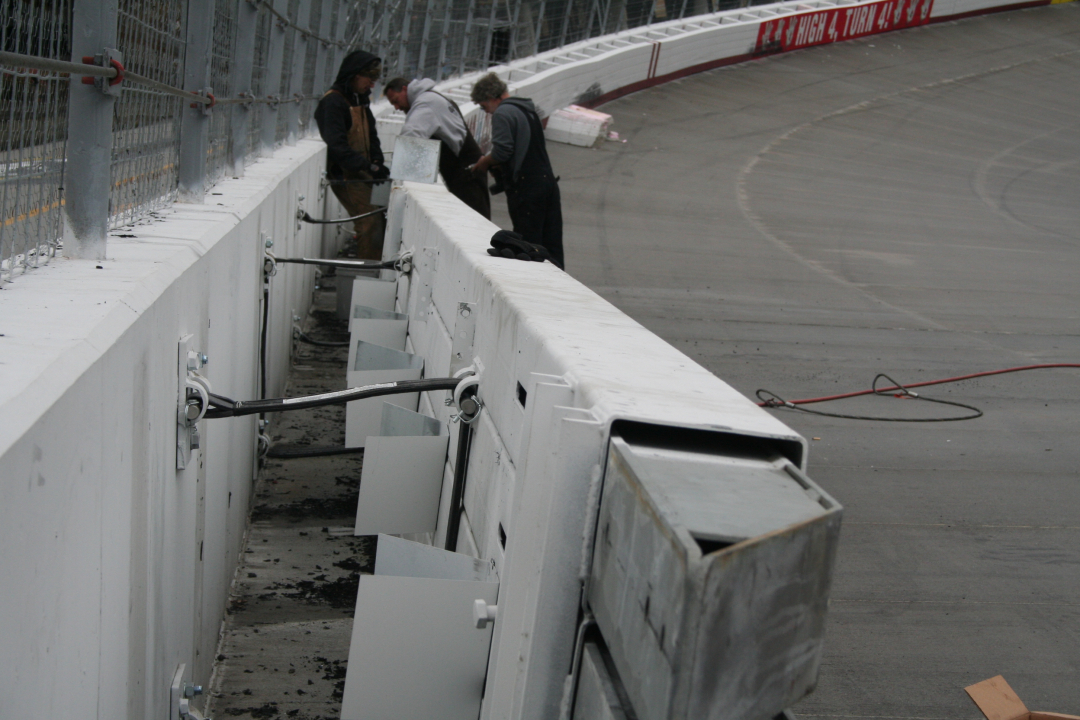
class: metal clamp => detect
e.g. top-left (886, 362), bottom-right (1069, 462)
top-left (80, 49), bottom-right (124, 97)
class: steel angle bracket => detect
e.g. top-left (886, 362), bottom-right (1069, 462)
top-left (415, 247), bottom-right (438, 320)
top-left (170, 663), bottom-right (210, 720)
top-left (177, 336), bottom-right (210, 470)
top-left (450, 302), bottom-right (477, 377)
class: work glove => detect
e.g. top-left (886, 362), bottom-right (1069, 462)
top-left (371, 164), bottom-right (391, 180)
top-left (487, 230), bottom-right (552, 263)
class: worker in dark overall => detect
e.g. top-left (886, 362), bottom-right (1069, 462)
top-left (313, 51), bottom-right (389, 260)
top-left (383, 77), bottom-right (491, 219)
top-left (469, 73), bottom-right (564, 269)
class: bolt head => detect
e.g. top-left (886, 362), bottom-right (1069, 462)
top-left (265, 238), bottom-right (273, 248)
top-left (200, 353), bottom-right (208, 365)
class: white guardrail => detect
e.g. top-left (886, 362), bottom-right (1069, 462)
top-left (0, 0), bottom-right (1046, 717)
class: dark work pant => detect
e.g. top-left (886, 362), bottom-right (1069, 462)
top-left (506, 176), bottom-right (564, 269)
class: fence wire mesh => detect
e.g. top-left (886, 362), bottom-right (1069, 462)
top-left (249, 4), bottom-right (273, 156)
top-left (2, 0), bottom-right (792, 278)
top-left (110, 0), bottom-right (187, 228)
top-left (1, 0), bottom-right (70, 283)
top-left (208, 0), bottom-right (239, 183)
top-left (276, 0), bottom-right (300, 143)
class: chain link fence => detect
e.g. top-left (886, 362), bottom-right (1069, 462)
top-left (1, 0), bottom-right (70, 282)
top-left (2, 0), bottom-right (779, 282)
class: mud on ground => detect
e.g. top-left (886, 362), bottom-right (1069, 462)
top-left (207, 273), bottom-right (372, 720)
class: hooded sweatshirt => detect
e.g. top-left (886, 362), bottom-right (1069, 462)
top-left (313, 50), bottom-right (384, 176)
top-left (490, 97), bottom-right (552, 184)
top-left (398, 79), bottom-right (468, 156)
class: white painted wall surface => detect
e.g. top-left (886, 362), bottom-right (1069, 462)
top-left (0, 140), bottom-right (332, 720)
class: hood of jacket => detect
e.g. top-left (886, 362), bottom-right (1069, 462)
top-left (406, 78), bottom-right (438, 107)
top-left (331, 50), bottom-right (381, 97)
top-left (502, 97), bottom-right (538, 115)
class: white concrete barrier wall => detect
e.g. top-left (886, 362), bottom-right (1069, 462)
top-left (0, 141), bottom-right (333, 720)
top-left (382, 181), bottom-right (808, 720)
top-left (0, 0), bottom-right (1052, 715)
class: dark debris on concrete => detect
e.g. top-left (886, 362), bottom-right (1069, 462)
top-left (208, 274), bottom-right (373, 720)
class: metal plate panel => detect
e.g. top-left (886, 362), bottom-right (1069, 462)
top-left (389, 136), bottom-right (441, 184)
top-left (372, 533), bottom-right (494, 582)
top-left (354, 434), bottom-right (450, 535)
top-left (341, 575), bottom-right (498, 720)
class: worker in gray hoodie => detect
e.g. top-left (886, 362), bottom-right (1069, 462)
top-left (468, 73), bottom-right (563, 269)
top-left (384, 77), bottom-right (490, 219)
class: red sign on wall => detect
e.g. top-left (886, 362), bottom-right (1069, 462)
top-left (755, 0), bottom-right (935, 54)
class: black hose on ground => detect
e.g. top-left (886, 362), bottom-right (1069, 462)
top-left (266, 445), bottom-right (365, 459)
top-left (295, 330), bottom-right (350, 347)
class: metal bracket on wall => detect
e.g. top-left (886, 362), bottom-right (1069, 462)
top-left (170, 663), bottom-right (211, 720)
top-left (416, 247), bottom-right (438, 320)
top-left (177, 335), bottom-right (211, 470)
top-left (449, 302), bottom-right (477, 377)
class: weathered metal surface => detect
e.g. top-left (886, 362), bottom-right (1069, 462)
top-left (588, 435), bottom-right (842, 720)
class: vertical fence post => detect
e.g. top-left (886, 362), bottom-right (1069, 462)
top-left (396, 0), bottom-right (415, 78)
top-left (507, 0), bottom-right (523, 62)
top-left (311, 0), bottom-right (333, 123)
top-left (459, 0), bottom-right (477, 75)
top-left (62, 0), bottom-right (119, 260)
top-left (533, 0), bottom-right (547, 55)
top-left (482, 0), bottom-right (499, 68)
top-left (230, 0), bottom-right (260, 176)
top-left (436, 0), bottom-right (454, 80)
top-left (418, 0), bottom-right (435, 78)
top-left (559, 0), bottom-right (575, 47)
top-left (285, 0), bottom-right (311, 145)
top-left (178, 0), bottom-right (215, 203)
top-left (331, 0), bottom-right (347, 78)
top-left (261, 0), bottom-right (289, 156)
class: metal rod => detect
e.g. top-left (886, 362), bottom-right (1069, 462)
top-left (299, 207), bottom-right (387, 223)
top-left (272, 256), bottom-right (392, 268)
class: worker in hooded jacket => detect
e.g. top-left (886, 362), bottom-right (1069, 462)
top-left (314, 51), bottom-right (389, 260)
top-left (383, 77), bottom-right (490, 219)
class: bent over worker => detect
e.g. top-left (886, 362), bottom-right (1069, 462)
top-left (314, 51), bottom-right (389, 260)
top-left (384, 77), bottom-right (491, 219)
top-left (469, 73), bottom-right (564, 269)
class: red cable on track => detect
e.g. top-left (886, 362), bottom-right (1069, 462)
top-left (757, 364), bottom-right (1080, 407)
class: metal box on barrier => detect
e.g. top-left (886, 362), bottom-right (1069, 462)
top-left (587, 431), bottom-right (842, 720)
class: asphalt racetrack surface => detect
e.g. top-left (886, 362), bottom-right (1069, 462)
top-left (496, 4), bottom-right (1080, 716)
